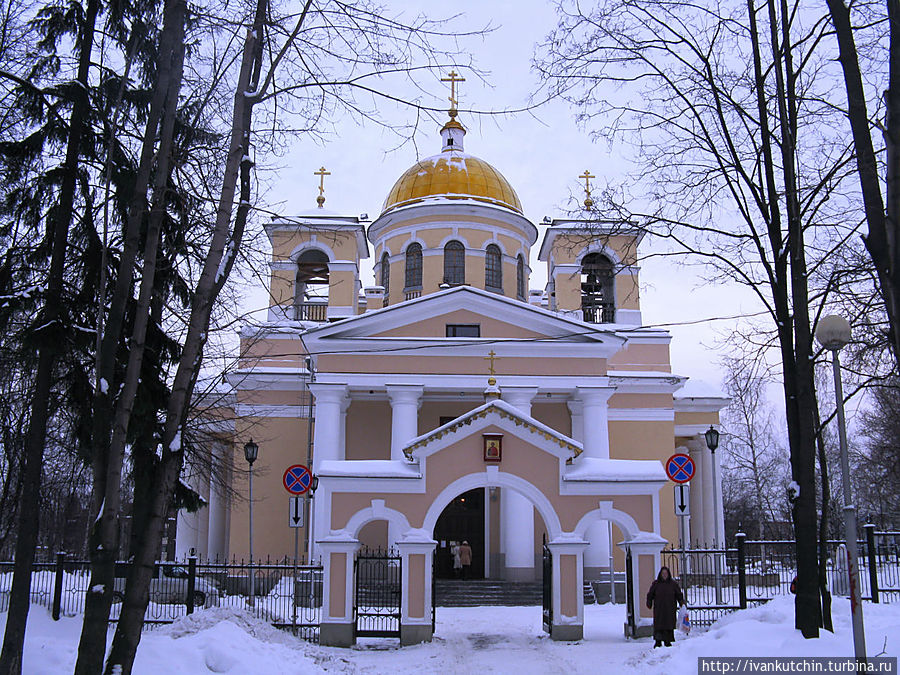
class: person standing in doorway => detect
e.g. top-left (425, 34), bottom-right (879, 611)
top-left (458, 540), bottom-right (472, 580)
top-left (646, 566), bottom-right (685, 647)
top-left (450, 541), bottom-right (462, 578)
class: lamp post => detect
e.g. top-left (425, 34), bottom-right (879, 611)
top-left (816, 315), bottom-right (866, 662)
top-left (244, 438), bottom-right (259, 609)
top-left (704, 425), bottom-right (722, 603)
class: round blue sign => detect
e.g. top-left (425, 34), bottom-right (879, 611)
top-left (665, 454), bottom-right (695, 484)
top-left (283, 464), bottom-right (312, 495)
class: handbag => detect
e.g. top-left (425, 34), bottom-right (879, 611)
top-left (677, 605), bottom-right (691, 634)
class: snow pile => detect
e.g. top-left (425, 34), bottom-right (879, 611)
top-left (160, 606), bottom-right (291, 644)
top-left (3, 594), bottom-right (899, 673)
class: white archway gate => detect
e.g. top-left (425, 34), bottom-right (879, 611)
top-left (314, 400), bottom-right (669, 646)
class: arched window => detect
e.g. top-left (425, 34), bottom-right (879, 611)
top-left (405, 243), bottom-right (422, 289)
top-left (516, 254), bottom-right (526, 300)
top-left (485, 244), bottom-right (502, 292)
top-left (443, 240), bottom-right (465, 286)
top-left (294, 249), bottom-right (329, 321)
top-left (581, 252), bottom-right (615, 323)
top-left (380, 252), bottom-right (390, 307)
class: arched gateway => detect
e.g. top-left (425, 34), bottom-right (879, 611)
top-left (315, 389), bottom-right (668, 647)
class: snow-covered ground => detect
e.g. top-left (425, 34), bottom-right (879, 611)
top-left (4, 596), bottom-right (898, 674)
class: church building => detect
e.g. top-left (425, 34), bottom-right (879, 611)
top-left (176, 86), bottom-right (728, 646)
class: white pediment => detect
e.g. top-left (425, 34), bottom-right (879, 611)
top-left (301, 286), bottom-right (627, 358)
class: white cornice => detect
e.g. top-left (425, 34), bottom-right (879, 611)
top-left (368, 201), bottom-right (538, 247)
top-left (608, 408), bottom-right (675, 421)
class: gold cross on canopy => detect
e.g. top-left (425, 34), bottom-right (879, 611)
top-left (580, 169), bottom-right (595, 208)
top-left (441, 70), bottom-right (466, 116)
top-left (484, 349), bottom-right (499, 376)
top-left (314, 166), bottom-right (331, 207)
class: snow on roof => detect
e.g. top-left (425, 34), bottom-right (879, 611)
top-left (564, 457), bottom-right (666, 483)
top-left (673, 378), bottom-right (727, 400)
top-left (317, 459), bottom-right (421, 479)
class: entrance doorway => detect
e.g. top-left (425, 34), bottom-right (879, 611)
top-left (433, 488), bottom-right (484, 579)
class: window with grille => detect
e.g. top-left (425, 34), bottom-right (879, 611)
top-left (443, 240), bottom-right (465, 286)
top-left (485, 244), bottom-right (502, 291)
top-left (446, 324), bottom-right (480, 337)
top-left (380, 252), bottom-right (390, 306)
top-left (580, 252), bottom-right (615, 323)
top-left (516, 254), bottom-right (526, 300)
top-left (405, 243), bottom-right (422, 289)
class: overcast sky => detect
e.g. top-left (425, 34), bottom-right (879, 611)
top-left (243, 0), bottom-right (771, 394)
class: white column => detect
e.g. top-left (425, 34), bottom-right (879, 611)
top-left (699, 438), bottom-right (715, 546)
top-left (500, 387), bottom-right (537, 581)
top-left (502, 386), bottom-right (539, 416)
top-left (309, 383), bottom-right (349, 468)
top-left (688, 442), bottom-right (706, 546)
top-left (386, 385), bottom-right (424, 462)
top-left (175, 507), bottom-right (199, 559)
top-left (712, 449), bottom-right (725, 547)
top-left (339, 395), bottom-right (351, 459)
top-left (567, 400), bottom-right (584, 443)
top-left (502, 489), bottom-right (535, 580)
top-left (576, 386), bottom-right (615, 459)
top-left (207, 443), bottom-right (227, 560)
top-left (584, 520), bottom-right (610, 573)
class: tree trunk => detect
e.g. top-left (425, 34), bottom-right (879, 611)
top-left (103, 3), bottom-right (265, 671)
top-left (75, 1), bottom-right (187, 672)
top-left (815, 410), bottom-right (834, 632)
top-left (0, 0), bottom-right (100, 671)
top-left (827, 0), bottom-right (900, 372)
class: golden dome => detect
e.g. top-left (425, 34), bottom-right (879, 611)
top-left (382, 150), bottom-right (523, 214)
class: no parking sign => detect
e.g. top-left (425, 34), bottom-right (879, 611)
top-left (665, 453), bottom-right (695, 484)
top-left (283, 464), bottom-right (313, 495)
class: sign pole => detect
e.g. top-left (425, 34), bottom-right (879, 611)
top-left (292, 524), bottom-right (299, 635)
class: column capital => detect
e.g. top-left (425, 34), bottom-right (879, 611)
top-left (575, 385), bottom-right (616, 404)
top-left (547, 538), bottom-right (590, 555)
top-left (308, 382), bottom-right (349, 403)
top-left (317, 533), bottom-right (359, 553)
top-left (566, 399), bottom-right (584, 415)
top-left (386, 384), bottom-right (425, 407)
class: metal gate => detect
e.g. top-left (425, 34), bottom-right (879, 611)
top-left (542, 542), bottom-right (552, 634)
top-left (624, 547), bottom-right (637, 638)
top-left (354, 547), bottom-right (402, 638)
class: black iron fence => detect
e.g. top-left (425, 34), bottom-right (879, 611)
top-left (354, 547), bottom-right (401, 638)
top-left (0, 554), bottom-right (323, 640)
top-left (662, 528), bottom-right (900, 627)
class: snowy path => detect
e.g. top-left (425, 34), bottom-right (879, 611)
top-left (3, 596), bottom-right (898, 673)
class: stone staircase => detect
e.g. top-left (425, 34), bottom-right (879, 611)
top-left (434, 579), bottom-right (598, 607)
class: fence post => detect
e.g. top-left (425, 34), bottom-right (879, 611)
top-left (736, 533), bottom-right (747, 610)
top-left (52, 552), bottom-right (65, 621)
top-left (187, 556), bottom-right (197, 614)
top-left (864, 524), bottom-right (879, 603)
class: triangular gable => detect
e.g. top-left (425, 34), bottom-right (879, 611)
top-left (403, 399), bottom-right (582, 462)
top-left (302, 285), bottom-right (627, 348)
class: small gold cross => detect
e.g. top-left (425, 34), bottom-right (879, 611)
top-left (484, 349), bottom-right (499, 376)
top-left (441, 70), bottom-right (466, 111)
top-left (314, 166), bottom-right (331, 207)
top-left (580, 170), bottom-right (595, 208)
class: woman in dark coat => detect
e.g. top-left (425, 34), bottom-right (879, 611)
top-left (646, 566), bottom-right (685, 647)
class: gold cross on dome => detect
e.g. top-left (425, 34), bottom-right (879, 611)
top-left (580, 169), bottom-right (596, 208)
top-left (484, 349), bottom-right (499, 376)
top-left (441, 70), bottom-right (466, 112)
top-left (314, 166), bottom-right (331, 207)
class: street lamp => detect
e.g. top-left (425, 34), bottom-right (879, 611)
top-left (816, 315), bottom-right (866, 662)
top-left (244, 438), bottom-right (259, 609)
top-left (704, 425), bottom-right (723, 603)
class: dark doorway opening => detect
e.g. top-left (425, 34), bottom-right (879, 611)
top-left (433, 488), bottom-right (485, 579)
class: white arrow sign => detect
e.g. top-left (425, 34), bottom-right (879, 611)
top-left (674, 484), bottom-right (690, 516)
top-left (289, 496), bottom-right (304, 528)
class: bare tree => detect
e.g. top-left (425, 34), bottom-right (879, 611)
top-left (535, 0), bottom-right (867, 636)
top-left (720, 356), bottom-right (788, 539)
top-left (825, 0), bottom-right (900, 374)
